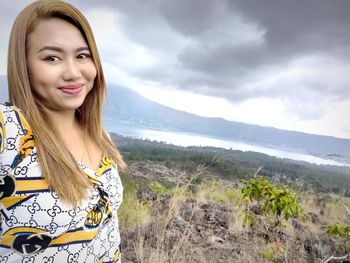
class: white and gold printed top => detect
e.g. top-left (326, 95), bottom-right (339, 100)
top-left (0, 103), bottom-right (123, 263)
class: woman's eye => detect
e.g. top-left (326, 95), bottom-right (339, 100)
top-left (77, 53), bottom-right (91, 59)
top-left (44, 56), bottom-right (60, 62)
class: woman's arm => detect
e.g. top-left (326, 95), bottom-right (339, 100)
top-left (0, 109), bottom-right (5, 238)
top-left (0, 109), bottom-right (5, 154)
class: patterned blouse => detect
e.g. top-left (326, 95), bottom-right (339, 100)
top-left (0, 103), bottom-right (123, 263)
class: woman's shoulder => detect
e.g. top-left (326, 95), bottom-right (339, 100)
top-left (0, 102), bottom-right (18, 151)
top-left (0, 102), bottom-right (23, 121)
top-left (0, 102), bottom-right (31, 152)
top-left (0, 101), bottom-right (27, 131)
top-left (0, 101), bottom-right (21, 112)
top-left (0, 102), bottom-right (29, 125)
top-left (0, 103), bottom-right (7, 153)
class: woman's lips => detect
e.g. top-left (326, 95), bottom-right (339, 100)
top-left (59, 84), bottom-right (84, 95)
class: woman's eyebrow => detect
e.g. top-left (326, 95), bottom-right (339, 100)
top-left (38, 46), bottom-right (63, 53)
top-left (37, 46), bottom-right (90, 53)
top-left (76, 47), bottom-right (90, 52)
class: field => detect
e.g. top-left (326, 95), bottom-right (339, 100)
top-left (112, 134), bottom-right (350, 263)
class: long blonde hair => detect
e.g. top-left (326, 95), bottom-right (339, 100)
top-left (8, 0), bottom-right (125, 206)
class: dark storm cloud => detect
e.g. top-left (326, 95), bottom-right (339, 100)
top-left (230, 0), bottom-right (350, 51)
top-left (68, 0), bottom-right (350, 105)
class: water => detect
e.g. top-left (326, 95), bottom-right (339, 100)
top-left (107, 123), bottom-right (350, 167)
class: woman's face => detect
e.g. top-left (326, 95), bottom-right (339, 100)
top-left (26, 18), bottom-right (97, 113)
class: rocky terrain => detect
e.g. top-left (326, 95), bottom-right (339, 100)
top-left (118, 160), bottom-right (350, 263)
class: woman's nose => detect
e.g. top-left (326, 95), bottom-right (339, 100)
top-left (62, 60), bottom-right (82, 80)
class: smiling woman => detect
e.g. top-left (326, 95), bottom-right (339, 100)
top-left (0, 0), bottom-right (125, 262)
top-left (27, 18), bottom-right (97, 112)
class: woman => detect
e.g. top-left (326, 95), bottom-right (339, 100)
top-left (0, 0), bottom-right (125, 262)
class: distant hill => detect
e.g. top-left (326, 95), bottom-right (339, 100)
top-left (104, 85), bottom-right (350, 162)
top-left (2, 75), bottom-right (350, 162)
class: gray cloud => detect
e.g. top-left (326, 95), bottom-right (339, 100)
top-left (80, 0), bottom-right (350, 107)
top-left (3, 0), bottom-right (350, 122)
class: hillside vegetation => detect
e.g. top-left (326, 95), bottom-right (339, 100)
top-left (112, 134), bottom-right (350, 263)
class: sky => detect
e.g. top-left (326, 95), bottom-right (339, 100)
top-left (1, 0), bottom-right (350, 139)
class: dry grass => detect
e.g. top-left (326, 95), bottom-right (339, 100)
top-left (119, 165), bottom-right (206, 262)
top-left (118, 193), bottom-right (152, 231)
top-left (119, 165), bottom-right (350, 263)
top-left (195, 179), bottom-right (242, 206)
top-left (300, 191), bottom-right (350, 225)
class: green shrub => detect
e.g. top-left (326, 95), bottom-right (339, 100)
top-left (326, 223), bottom-right (350, 239)
top-left (241, 177), bottom-right (305, 228)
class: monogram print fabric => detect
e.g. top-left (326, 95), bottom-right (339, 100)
top-left (0, 103), bottom-right (123, 263)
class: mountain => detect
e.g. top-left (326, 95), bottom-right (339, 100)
top-left (104, 85), bottom-right (350, 161)
top-left (1, 75), bottom-right (350, 162)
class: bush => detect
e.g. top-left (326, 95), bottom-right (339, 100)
top-left (241, 177), bottom-right (305, 228)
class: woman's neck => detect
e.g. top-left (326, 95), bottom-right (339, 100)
top-left (45, 108), bottom-right (81, 134)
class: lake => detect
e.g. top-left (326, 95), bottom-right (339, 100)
top-left (107, 123), bottom-right (350, 167)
